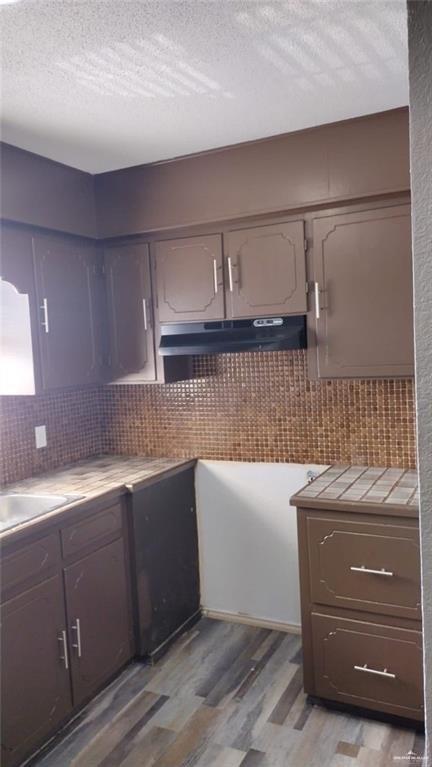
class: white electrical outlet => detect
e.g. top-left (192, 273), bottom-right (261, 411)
top-left (35, 425), bottom-right (47, 449)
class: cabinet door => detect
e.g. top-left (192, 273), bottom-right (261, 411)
top-left (132, 467), bottom-right (200, 656)
top-left (64, 538), bottom-right (132, 706)
top-left (154, 234), bottom-right (224, 322)
top-left (32, 233), bottom-right (103, 389)
top-left (1, 576), bottom-right (72, 767)
top-left (312, 204), bottom-right (414, 378)
top-left (0, 225), bottom-right (42, 394)
top-left (225, 221), bottom-right (307, 319)
top-left (105, 242), bottom-right (156, 382)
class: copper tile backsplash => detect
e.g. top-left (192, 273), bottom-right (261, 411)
top-left (1, 351), bottom-right (416, 485)
top-left (0, 387), bottom-right (103, 484)
top-left (102, 351), bottom-right (416, 469)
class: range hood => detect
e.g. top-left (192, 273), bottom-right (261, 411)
top-left (159, 316), bottom-right (307, 356)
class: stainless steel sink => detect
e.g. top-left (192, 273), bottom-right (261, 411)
top-left (0, 493), bottom-right (83, 532)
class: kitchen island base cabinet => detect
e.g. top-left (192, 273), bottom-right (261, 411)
top-left (131, 466), bottom-right (200, 658)
top-left (0, 576), bottom-right (72, 767)
top-left (295, 502), bottom-right (423, 722)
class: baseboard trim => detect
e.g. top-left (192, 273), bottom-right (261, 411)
top-left (149, 609), bottom-right (202, 664)
top-left (202, 608), bottom-right (302, 635)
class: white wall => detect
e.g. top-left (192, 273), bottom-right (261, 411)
top-left (408, 1), bottom-right (432, 759)
top-left (195, 460), bottom-right (327, 629)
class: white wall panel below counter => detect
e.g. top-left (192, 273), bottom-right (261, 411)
top-left (195, 460), bottom-right (328, 631)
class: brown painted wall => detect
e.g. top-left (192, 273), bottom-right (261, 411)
top-left (0, 143), bottom-right (97, 238)
top-left (95, 108), bottom-right (410, 237)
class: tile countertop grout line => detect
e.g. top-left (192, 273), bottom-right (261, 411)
top-left (290, 463), bottom-right (419, 517)
top-left (0, 454), bottom-right (197, 543)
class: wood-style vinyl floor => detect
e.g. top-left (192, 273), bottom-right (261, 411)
top-left (30, 618), bottom-right (425, 767)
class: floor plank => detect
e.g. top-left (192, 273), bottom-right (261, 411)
top-left (30, 618), bottom-right (424, 767)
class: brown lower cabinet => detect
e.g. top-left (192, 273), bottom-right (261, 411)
top-left (0, 500), bottom-right (133, 767)
top-left (64, 538), bottom-right (132, 706)
top-left (1, 576), bottom-right (72, 767)
top-left (296, 503), bottom-right (424, 722)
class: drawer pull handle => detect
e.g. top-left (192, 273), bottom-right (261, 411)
top-left (350, 566), bottom-right (394, 577)
top-left (354, 663), bottom-right (396, 680)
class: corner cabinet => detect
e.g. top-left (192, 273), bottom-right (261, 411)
top-left (310, 204), bottom-right (414, 378)
top-left (225, 220), bottom-right (307, 318)
top-left (104, 242), bottom-right (157, 382)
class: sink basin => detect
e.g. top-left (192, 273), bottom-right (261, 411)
top-left (0, 493), bottom-right (83, 532)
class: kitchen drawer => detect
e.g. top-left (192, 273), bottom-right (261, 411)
top-left (311, 612), bottom-right (423, 720)
top-left (307, 515), bottom-right (421, 620)
top-left (60, 503), bottom-right (123, 559)
top-left (1, 533), bottom-right (60, 601)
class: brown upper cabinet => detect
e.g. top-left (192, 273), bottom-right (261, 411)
top-left (311, 203), bottom-right (414, 378)
top-left (0, 225), bottom-right (105, 393)
top-left (225, 220), bottom-right (307, 319)
top-left (33, 233), bottom-right (104, 390)
top-left (104, 242), bottom-right (156, 382)
top-left (154, 234), bottom-right (224, 322)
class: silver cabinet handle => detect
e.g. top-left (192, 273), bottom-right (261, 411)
top-left (227, 257), bottom-right (234, 293)
top-left (213, 259), bottom-right (219, 294)
top-left (71, 618), bottom-right (82, 658)
top-left (142, 298), bottom-right (148, 331)
top-left (350, 566), bottom-right (394, 577)
top-left (41, 298), bottom-right (49, 333)
top-left (58, 630), bottom-right (69, 669)
top-left (354, 663), bottom-right (396, 680)
top-left (314, 282), bottom-right (320, 320)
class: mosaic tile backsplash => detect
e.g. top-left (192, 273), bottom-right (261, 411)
top-left (101, 351), bottom-right (416, 468)
top-left (0, 387), bottom-right (103, 484)
top-left (0, 351), bottom-right (416, 485)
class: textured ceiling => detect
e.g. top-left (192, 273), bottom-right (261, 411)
top-left (0, 0), bottom-right (408, 173)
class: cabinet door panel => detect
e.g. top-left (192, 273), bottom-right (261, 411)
top-left (105, 242), bottom-right (156, 382)
top-left (155, 234), bottom-right (224, 322)
top-left (0, 224), bottom-right (42, 394)
top-left (226, 221), bottom-right (306, 318)
top-left (64, 538), bottom-right (132, 706)
top-left (33, 233), bottom-right (102, 389)
top-left (1, 576), bottom-right (72, 767)
top-left (312, 204), bottom-right (414, 378)
top-left (311, 612), bottom-right (423, 720)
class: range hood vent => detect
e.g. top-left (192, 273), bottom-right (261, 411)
top-left (159, 316), bottom-right (307, 356)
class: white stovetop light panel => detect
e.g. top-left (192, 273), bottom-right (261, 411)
top-left (0, 0), bottom-right (408, 173)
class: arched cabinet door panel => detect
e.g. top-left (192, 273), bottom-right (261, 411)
top-left (154, 234), bottom-right (224, 323)
top-left (225, 220), bottom-right (307, 319)
top-left (0, 224), bottom-right (42, 393)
